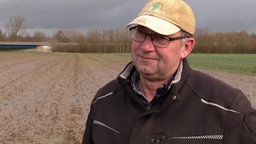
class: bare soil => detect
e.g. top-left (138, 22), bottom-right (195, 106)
top-left (0, 52), bottom-right (255, 144)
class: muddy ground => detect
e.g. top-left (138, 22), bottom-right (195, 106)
top-left (0, 52), bottom-right (255, 144)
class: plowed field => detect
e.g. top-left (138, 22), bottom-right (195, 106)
top-left (0, 52), bottom-right (255, 144)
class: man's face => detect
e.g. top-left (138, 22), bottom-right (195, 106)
top-left (131, 26), bottom-right (190, 81)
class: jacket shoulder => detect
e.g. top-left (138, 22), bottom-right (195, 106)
top-left (95, 79), bottom-right (120, 97)
top-left (185, 69), bottom-right (243, 105)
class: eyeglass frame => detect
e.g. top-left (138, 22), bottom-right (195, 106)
top-left (129, 26), bottom-right (191, 48)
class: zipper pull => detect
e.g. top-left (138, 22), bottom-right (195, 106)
top-left (151, 135), bottom-right (166, 144)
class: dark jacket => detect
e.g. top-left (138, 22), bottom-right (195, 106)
top-left (83, 59), bottom-right (256, 144)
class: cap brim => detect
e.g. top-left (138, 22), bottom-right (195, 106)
top-left (127, 15), bottom-right (180, 35)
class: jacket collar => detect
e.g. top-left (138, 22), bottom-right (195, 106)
top-left (119, 61), bottom-right (134, 79)
top-left (118, 59), bottom-right (192, 110)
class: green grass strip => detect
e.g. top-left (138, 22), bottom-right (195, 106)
top-left (188, 54), bottom-right (256, 76)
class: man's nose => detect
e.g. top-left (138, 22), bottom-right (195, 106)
top-left (140, 35), bottom-right (155, 51)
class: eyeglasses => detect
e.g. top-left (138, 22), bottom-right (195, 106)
top-left (129, 27), bottom-right (190, 48)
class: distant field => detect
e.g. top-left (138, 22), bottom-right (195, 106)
top-left (188, 54), bottom-right (256, 76)
top-left (109, 53), bottom-right (256, 76)
top-left (0, 52), bottom-right (255, 144)
top-left (114, 53), bottom-right (256, 76)
top-left (0, 52), bottom-right (131, 143)
top-left (0, 52), bottom-right (255, 75)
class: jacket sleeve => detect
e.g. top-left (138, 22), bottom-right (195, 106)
top-left (82, 105), bottom-right (94, 144)
top-left (224, 92), bottom-right (256, 144)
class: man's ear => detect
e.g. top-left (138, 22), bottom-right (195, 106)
top-left (180, 38), bottom-right (195, 59)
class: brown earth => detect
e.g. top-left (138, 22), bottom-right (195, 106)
top-left (0, 52), bottom-right (255, 144)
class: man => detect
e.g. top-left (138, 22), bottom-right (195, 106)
top-left (82, 0), bottom-right (256, 143)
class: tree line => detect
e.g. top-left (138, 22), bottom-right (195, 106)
top-left (194, 29), bottom-right (256, 53)
top-left (0, 16), bottom-right (255, 53)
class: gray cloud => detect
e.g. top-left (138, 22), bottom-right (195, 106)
top-left (187, 0), bottom-right (256, 32)
top-left (0, 0), bottom-right (255, 36)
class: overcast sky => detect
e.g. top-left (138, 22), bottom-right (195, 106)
top-left (0, 0), bottom-right (255, 36)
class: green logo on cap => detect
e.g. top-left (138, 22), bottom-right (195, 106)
top-left (150, 4), bottom-right (162, 12)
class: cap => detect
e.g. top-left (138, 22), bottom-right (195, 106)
top-left (127, 0), bottom-right (196, 35)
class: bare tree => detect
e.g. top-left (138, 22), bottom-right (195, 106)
top-left (33, 31), bottom-right (48, 42)
top-left (6, 16), bottom-right (26, 41)
top-left (0, 28), bottom-right (6, 41)
top-left (52, 29), bottom-right (86, 43)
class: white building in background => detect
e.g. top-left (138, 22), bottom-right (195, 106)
top-left (34, 45), bottom-right (52, 52)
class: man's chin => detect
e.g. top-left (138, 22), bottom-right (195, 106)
top-left (137, 66), bottom-right (156, 75)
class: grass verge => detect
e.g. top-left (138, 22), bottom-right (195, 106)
top-left (188, 54), bottom-right (256, 76)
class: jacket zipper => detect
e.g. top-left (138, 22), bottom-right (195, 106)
top-left (168, 134), bottom-right (224, 140)
top-left (151, 134), bottom-right (223, 144)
